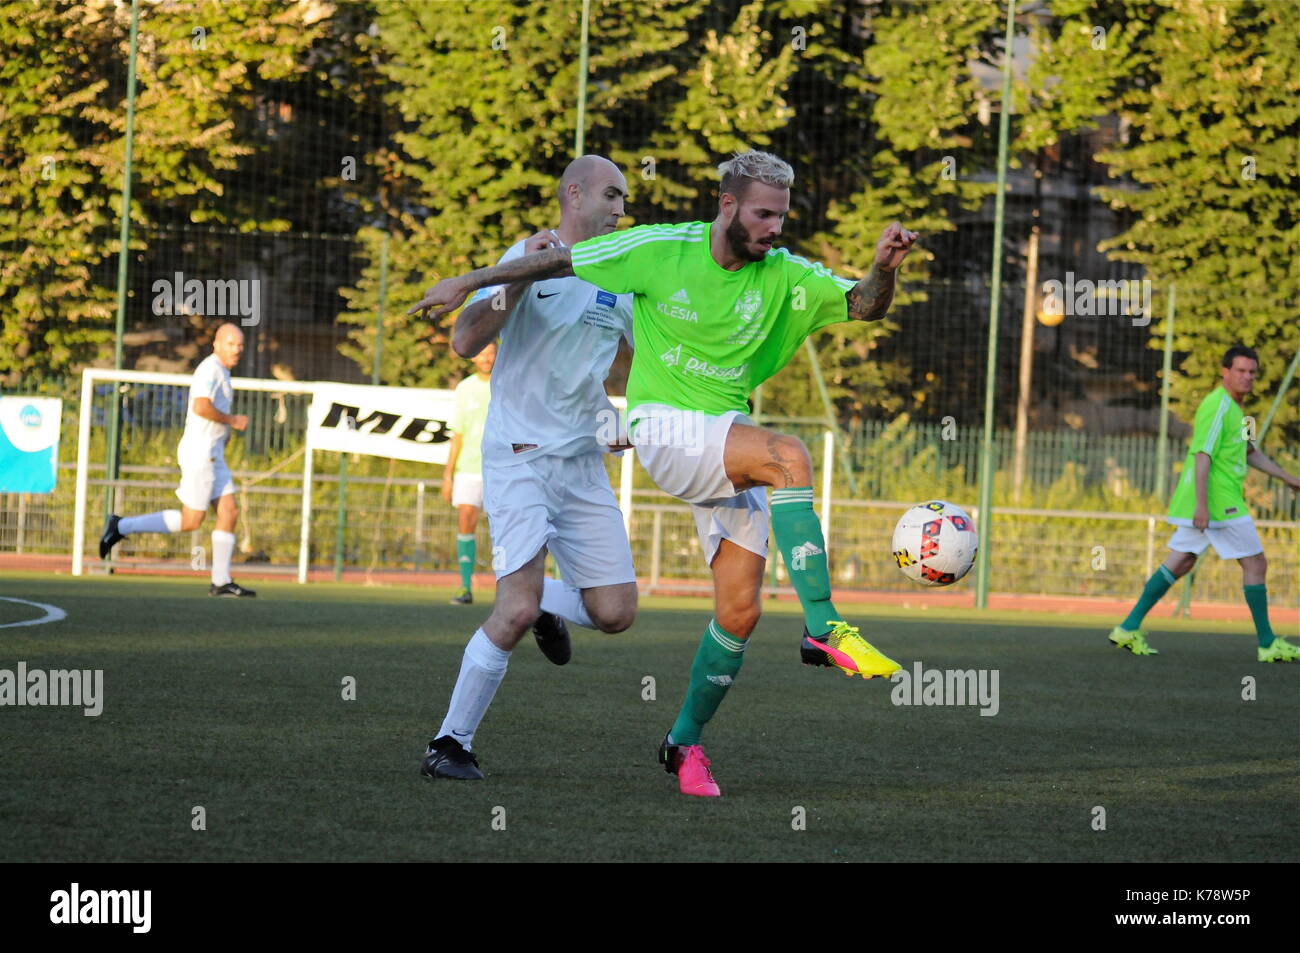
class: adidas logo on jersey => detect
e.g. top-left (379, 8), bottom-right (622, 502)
top-left (790, 541), bottom-right (824, 571)
top-left (670, 288), bottom-right (692, 304)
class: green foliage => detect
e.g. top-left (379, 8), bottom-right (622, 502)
top-left (1024, 0), bottom-right (1300, 444)
top-left (0, 0), bottom-right (324, 381)
top-left (626, 1), bottom-right (797, 208)
top-left (0, 0), bottom-right (118, 377)
top-left (6, 0), bottom-right (1295, 447)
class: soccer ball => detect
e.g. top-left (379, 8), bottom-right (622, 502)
top-left (891, 500), bottom-right (978, 587)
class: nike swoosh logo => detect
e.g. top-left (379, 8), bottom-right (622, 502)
top-left (452, 730), bottom-right (471, 737)
top-left (537, 291), bottom-right (559, 299)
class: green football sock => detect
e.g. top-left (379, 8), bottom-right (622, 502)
top-left (1243, 584), bottom-right (1275, 648)
top-left (1121, 565), bottom-right (1176, 631)
top-left (669, 620), bottom-right (746, 746)
top-left (456, 534), bottom-right (476, 591)
top-left (770, 487), bottom-right (839, 636)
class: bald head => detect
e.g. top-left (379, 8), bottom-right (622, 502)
top-left (213, 323), bottom-right (245, 370)
top-left (557, 155), bottom-right (628, 241)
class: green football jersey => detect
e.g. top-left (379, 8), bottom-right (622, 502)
top-left (450, 372), bottom-right (491, 476)
top-left (1167, 386), bottom-right (1250, 524)
top-left (570, 222), bottom-right (854, 417)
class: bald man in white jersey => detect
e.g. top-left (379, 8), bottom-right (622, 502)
top-left (99, 322), bottom-right (256, 597)
top-left (418, 156), bottom-right (639, 780)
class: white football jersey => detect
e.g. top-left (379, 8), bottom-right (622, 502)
top-left (467, 237), bottom-right (633, 466)
top-left (178, 353), bottom-right (233, 459)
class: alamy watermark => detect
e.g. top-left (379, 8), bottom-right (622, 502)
top-left (49, 883), bottom-right (150, 933)
top-left (1041, 273), bottom-right (1151, 326)
top-left (1, 662), bottom-right (102, 716)
top-left (152, 271), bottom-right (261, 326)
top-left (890, 662), bottom-right (999, 716)
top-left (595, 406), bottom-right (707, 457)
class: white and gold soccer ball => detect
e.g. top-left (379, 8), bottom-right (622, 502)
top-left (891, 500), bottom-right (978, 587)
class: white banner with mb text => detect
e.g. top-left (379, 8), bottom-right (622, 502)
top-left (306, 383), bottom-right (457, 465)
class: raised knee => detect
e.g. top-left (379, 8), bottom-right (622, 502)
top-left (503, 604), bottom-right (542, 635)
top-left (772, 434), bottom-right (813, 484)
top-left (180, 512), bottom-right (204, 531)
top-left (593, 607), bottom-right (636, 634)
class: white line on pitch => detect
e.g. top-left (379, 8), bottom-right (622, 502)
top-left (0, 597), bottom-right (68, 629)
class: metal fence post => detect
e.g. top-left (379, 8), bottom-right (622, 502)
top-left (650, 509), bottom-right (662, 592)
top-left (821, 430), bottom-right (833, 547)
top-left (974, 0), bottom-right (1017, 610)
top-left (334, 454), bottom-right (348, 583)
top-left (414, 480), bottom-right (425, 572)
top-left (1144, 516), bottom-right (1154, 578)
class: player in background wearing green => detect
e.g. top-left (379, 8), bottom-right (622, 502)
top-left (1110, 345), bottom-right (1300, 661)
top-left (412, 151), bottom-right (917, 796)
top-left (442, 342), bottom-right (495, 605)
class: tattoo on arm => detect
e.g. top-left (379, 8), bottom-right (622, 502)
top-left (466, 247), bottom-right (573, 291)
top-left (846, 265), bottom-right (895, 322)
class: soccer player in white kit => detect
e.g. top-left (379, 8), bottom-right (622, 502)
top-left (414, 156), bottom-right (638, 780)
top-left (99, 322), bottom-right (256, 597)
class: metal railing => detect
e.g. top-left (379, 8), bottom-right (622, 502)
top-left (6, 463), bottom-right (1294, 609)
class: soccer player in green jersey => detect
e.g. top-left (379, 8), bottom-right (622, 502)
top-left (411, 151), bottom-right (918, 796)
top-left (1109, 345), bottom-right (1300, 661)
top-left (442, 342), bottom-right (495, 605)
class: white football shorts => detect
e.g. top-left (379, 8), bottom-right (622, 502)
top-left (1168, 515), bottom-right (1263, 560)
top-left (451, 472), bottom-right (484, 508)
top-left (175, 449), bottom-right (235, 511)
top-left (483, 452), bottom-right (636, 589)
top-left (631, 404), bottom-right (769, 567)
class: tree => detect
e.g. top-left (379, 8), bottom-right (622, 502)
top-left (336, 0), bottom-right (715, 386)
top-left (0, 0), bottom-right (325, 381)
top-left (0, 0), bottom-right (119, 380)
top-left (1027, 0), bottom-right (1299, 444)
top-left (760, 0), bottom-right (1000, 421)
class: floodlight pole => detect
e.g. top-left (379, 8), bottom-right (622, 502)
top-left (1154, 284), bottom-right (1175, 501)
top-left (373, 232), bottom-right (389, 386)
top-left (105, 0), bottom-right (141, 522)
top-left (574, 0), bottom-right (591, 156)
top-left (974, 0), bottom-right (1017, 610)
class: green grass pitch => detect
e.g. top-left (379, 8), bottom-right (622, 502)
top-left (1, 571), bottom-right (1296, 862)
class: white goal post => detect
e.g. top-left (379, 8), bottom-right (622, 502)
top-left (71, 368), bottom-right (320, 582)
top-left (69, 368), bottom-right (637, 583)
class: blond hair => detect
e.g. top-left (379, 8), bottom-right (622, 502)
top-left (717, 151), bottom-right (794, 201)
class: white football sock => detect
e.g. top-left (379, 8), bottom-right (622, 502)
top-left (437, 628), bottom-right (511, 751)
top-left (211, 530), bottom-right (236, 586)
top-left (540, 577), bottom-right (594, 629)
top-left (119, 510), bottom-right (182, 535)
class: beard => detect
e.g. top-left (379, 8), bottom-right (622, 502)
top-left (725, 215), bottom-right (771, 262)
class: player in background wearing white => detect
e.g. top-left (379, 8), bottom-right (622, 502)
top-left (442, 342), bottom-right (496, 605)
top-left (416, 156), bottom-right (639, 780)
top-left (99, 322), bottom-right (256, 597)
